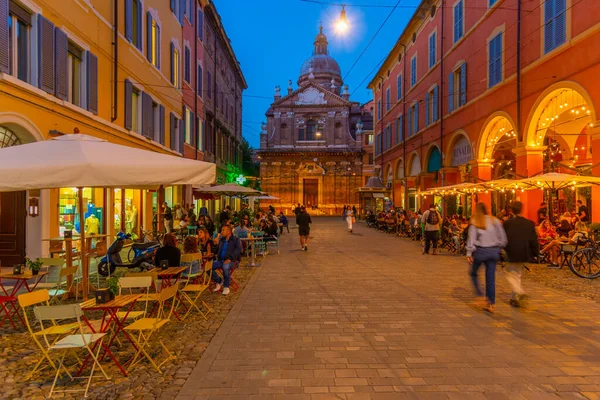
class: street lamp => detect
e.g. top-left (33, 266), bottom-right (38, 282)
top-left (336, 5), bottom-right (348, 33)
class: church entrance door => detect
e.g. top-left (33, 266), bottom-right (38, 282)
top-left (303, 179), bottom-right (318, 208)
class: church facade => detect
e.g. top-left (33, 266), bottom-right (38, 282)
top-left (258, 27), bottom-right (364, 215)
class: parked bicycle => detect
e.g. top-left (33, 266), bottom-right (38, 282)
top-left (569, 230), bottom-right (600, 279)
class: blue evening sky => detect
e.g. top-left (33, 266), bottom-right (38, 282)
top-left (214, 0), bottom-right (416, 148)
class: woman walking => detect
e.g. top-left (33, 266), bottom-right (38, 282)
top-left (345, 205), bottom-right (355, 234)
top-left (466, 203), bottom-right (507, 313)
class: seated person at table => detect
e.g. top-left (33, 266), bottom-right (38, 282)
top-left (263, 215), bottom-right (279, 241)
top-left (557, 212), bottom-right (573, 237)
top-left (154, 233), bottom-right (181, 268)
top-left (198, 228), bottom-right (214, 260)
top-left (211, 225), bottom-right (242, 296)
top-left (188, 213), bottom-right (198, 228)
top-left (181, 236), bottom-right (202, 277)
top-left (279, 212), bottom-right (289, 234)
top-left (234, 220), bottom-right (249, 238)
top-left (542, 222), bottom-right (588, 266)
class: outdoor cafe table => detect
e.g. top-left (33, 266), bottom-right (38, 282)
top-left (79, 294), bottom-right (141, 376)
top-left (0, 271), bottom-right (49, 329)
top-left (153, 266), bottom-right (187, 287)
top-left (240, 236), bottom-right (262, 267)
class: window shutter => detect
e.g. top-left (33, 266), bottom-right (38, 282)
top-left (146, 12), bottom-right (152, 62)
top-left (190, 111), bottom-right (195, 148)
top-left (395, 119), bottom-right (399, 144)
top-left (170, 42), bottom-right (174, 84)
top-left (448, 72), bottom-right (454, 113)
top-left (399, 115), bottom-right (403, 142)
top-left (156, 24), bottom-right (161, 69)
top-left (188, 0), bottom-right (194, 25)
top-left (136, 2), bottom-right (142, 51)
top-left (142, 92), bottom-right (152, 138)
top-left (494, 35), bottom-right (502, 85)
top-left (555, 0), bottom-right (566, 48)
top-left (178, 0), bottom-right (185, 25)
top-left (125, 0), bottom-right (132, 41)
top-left (197, 65), bottom-right (203, 96)
top-left (54, 28), bottom-right (68, 100)
top-left (170, 112), bottom-right (177, 150)
top-left (170, 0), bottom-right (175, 12)
top-left (0, 0), bottom-right (9, 74)
top-left (407, 108), bottom-right (412, 136)
top-left (38, 15), bottom-right (55, 94)
top-left (87, 52), bottom-right (98, 114)
top-left (433, 86), bottom-right (439, 122)
top-left (198, 9), bottom-right (203, 41)
top-left (453, 4), bottom-right (459, 41)
top-left (179, 117), bottom-right (184, 153)
top-left (158, 104), bottom-right (165, 145)
top-left (489, 39), bottom-right (495, 87)
top-left (124, 79), bottom-right (133, 130)
top-left (425, 92), bottom-right (430, 126)
top-left (460, 63), bottom-right (467, 106)
top-left (414, 104), bottom-right (419, 133)
top-left (397, 75), bottom-right (401, 100)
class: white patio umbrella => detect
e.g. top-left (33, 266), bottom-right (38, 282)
top-left (254, 195), bottom-right (280, 200)
top-left (193, 183), bottom-right (261, 197)
top-left (0, 134), bottom-right (216, 298)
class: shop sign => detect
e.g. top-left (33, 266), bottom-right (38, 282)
top-left (451, 137), bottom-right (472, 166)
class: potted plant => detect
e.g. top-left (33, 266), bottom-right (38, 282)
top-left (25, 257), bottom-right (43, 276)
top-left (106, 277), bottom-right (119, 300)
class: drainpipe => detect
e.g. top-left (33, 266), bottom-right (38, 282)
top-left (400, 43), bottom-right (407, 209)
top-left (111, 0), bottom-right (118, 122)
top-left (440, 0), bottom-right (446, 215)
top-left (194, 6), bottom-right (198, 160)
top-left (517, 0), bottom-right (522, 142)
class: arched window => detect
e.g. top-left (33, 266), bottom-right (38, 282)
top-left (427, 147), bottom-right (441, 173)
top-left (280, 123), bottom-right (288, 140)
top-left (306, 119), bottom-right (317, 140)
top-left (0, 127), bottom-right (21, 149)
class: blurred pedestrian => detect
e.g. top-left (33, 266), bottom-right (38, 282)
top-left (503, 201), bottom-right (539, 307)
top-left (466, 203), bottom-right (507, 313)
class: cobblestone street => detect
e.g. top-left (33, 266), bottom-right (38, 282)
top-left (178, 218), bottom-right (600, 400)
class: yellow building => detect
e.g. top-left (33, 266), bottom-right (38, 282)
top-left (0, 0), bottom-right (196, 264)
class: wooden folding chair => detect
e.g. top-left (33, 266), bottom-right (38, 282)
top-left (18, 290), bottom-right (79, 380)
top-left (34, 304), bottom-right (109, 398)
top-left (124, 284), bottom-right (178, 373)
top-left (180, 260), bottom-right (213, 320)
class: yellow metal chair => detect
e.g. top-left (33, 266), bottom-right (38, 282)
top-left (180, 259), bottom-right (213, 320)
top-left (117, 276), bottom-right (153, 321)
top-left (38, 266), bottom-right (79, 304)
top-left (18, 290), bottom-right (79, 380)
top-left (34, 303), bottom-right (109, 398)
top-left (124, 283), bottom-right (178, 373)
top-left (34, 258), bottom-right (65, 286)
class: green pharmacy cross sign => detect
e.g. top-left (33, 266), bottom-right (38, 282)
top-left (235, 175), bottom-right (247, 185)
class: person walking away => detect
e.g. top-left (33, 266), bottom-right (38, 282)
top-left (466, 203), bottom-right (508, 313)
top-left (345, 205), bottom-right (355, 233)
top-left (161, 202), bottom-right (173, 233)
top-left (503, 201), bottom-right (539, 307)
top-left (279, 212), bottom-right (289, 234)
top-left (211, 225), bottom-right (242, 295)
top-left (296, 206), bottom-right (312, 251)
top-left (422, 204), bottom-right (441, 255)
top-left (352, 205), bottom-right (358, 220)
top-left (577, 199), bottom-right (589, 224)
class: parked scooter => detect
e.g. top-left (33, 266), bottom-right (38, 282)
top-left (98, 232), bottom-right (159, 276)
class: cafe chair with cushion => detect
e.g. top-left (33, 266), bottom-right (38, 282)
top-left (34, 303), bottom-right (109, 398)
top-left (180, 260), bottom-right (213, 320)
top-left (18, 290), bottom-right (79, 380)
top-left (124, 283), bottom-right (178, 374)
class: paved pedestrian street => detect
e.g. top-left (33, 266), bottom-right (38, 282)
top-left (177, 218), bottom-right (600, 400)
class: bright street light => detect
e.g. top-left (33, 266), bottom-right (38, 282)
top-left (336, 5), bottom-right (348, 33)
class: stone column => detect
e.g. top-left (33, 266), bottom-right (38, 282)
top-left (469, 159), bottom-right (492, 212)
top-left (590, 125), bottom-right (600, 222)
top-left (514, 145), bottom-right (545, 221)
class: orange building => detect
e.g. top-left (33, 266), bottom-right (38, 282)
top-left (368, 0), bottom-right (600, 221)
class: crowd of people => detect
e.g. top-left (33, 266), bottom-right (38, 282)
top-left (150, 202), bottom-right (291, 295)
top-left (365, 199), bottom-right (594, 313)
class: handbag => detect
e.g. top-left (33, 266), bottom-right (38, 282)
top-left (352, 217), bottom-right (356, 223)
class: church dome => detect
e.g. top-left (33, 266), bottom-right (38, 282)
top-left (298, 26), bottom-right (343, 90)
top-left (300, 54), bottom-right (341, 78)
